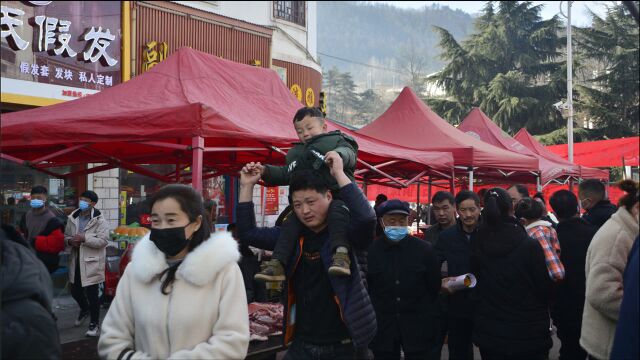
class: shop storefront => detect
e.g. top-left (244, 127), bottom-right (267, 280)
top-left (1, 0), bottom-right (122, 225)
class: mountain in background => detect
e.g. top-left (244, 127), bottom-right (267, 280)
top-left (317, 1), bottom-right (477, 89)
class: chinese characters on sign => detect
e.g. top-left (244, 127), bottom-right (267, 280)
top-left (19, 61), bottom-right (113, 86)
top-left (83, 26), bottom-right (118, 66)
top-left (61, 89), bottom-right (86, 98)
top-left (1, 7), bottom-right (29, 50)
top-left (1, 4), bottom-right (118, 66)
top-left (305, 88), bottom-right (315, 107)
top-left (263, 187), bottom-right (280, 216)
top-left (142, 41), bottom-right (168, 72)
top-left (290, 84), bottom-right (303, 101)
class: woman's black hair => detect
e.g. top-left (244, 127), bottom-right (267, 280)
top-left (618, 180), bottom-right (639, 211)
top-left (149, 184), bottom-right (212, 295)
top-left (482, 187), bottom-right (513, 228)
top-left (514, 197), bottom-right (544, 220)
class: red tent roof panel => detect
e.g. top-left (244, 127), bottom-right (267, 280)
top-left (458, 108), bottom-right (580, 184)
top-left (514, 129), bottom-right (609, 180)
top-left (545, 137), bottom-right (639, 167)
top-left (357, 87), bottom-right (538, 172)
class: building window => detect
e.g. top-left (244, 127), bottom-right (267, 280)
top-left (273, 1), bottom-right (305, 27)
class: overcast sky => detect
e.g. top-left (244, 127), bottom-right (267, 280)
top-left (371, 1), bottom-right (614, 26)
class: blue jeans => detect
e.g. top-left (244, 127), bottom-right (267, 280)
top-left (284, 339), bottom-right (355, 360)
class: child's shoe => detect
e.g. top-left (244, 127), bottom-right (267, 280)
top-left (254, 259), bottom-right (286, 282)
top-left (328, 247), bottom-right (351, 276)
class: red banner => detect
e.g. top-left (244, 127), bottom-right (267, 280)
top-left (263, 186), bottom-right (279, 215)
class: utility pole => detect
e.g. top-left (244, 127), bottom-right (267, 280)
top-left (567, 1), bottom-right (574, 163)
top-left (561, 1), bottom-right (575, 162)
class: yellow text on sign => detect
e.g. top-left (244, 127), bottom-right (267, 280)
top-left (305, 88), bottom-right (315, 107)
top-left (290, 84), bottom-right (302, 102)
top-left (142, 41), bottom-right (168, 72)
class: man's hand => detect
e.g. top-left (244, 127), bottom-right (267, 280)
top-left (239, 162), bottom-right (262, 203)
top-left (325, 151), bottom-right (351, 188)
top-left (324, 151), bottom-right (343, 177)
top-left (240, 162), bottom-right (262, 187)
top-left (70, 234), bottom-right (84, 247)
top-left (440, 277), bottom-right (455, 295)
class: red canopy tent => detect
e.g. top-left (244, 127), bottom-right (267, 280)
top-left (545, 137), bottom-right (639, 167)
top-left (1, 48), bottom-right (453, 190)
top-left (357, 87), bottom-right (540, 190)
top-left (458, 108), bottom-right (581, 187)
top-left (514, 129), bottom-right (609, 181)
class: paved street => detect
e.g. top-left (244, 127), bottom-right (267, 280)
top-left (55, 290), bottom-right (561, 360)
top-left (55, 293), bottom-right (105, 360)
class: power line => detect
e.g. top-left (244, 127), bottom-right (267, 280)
top-left (317, 51), bottom-right (404, 74)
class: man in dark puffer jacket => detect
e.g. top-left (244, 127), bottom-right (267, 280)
top-left (237, 155), bottom-right (377, 358)
top-left (1, 224), bottom-right (61, 360)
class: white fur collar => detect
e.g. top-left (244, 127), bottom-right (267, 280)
top-left (130, 231), bottom-right (240, 286)
top-left (525, 220), bottom-right (553, 230)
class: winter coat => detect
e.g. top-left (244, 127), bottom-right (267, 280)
top-left (262, 130), bottom-right (358, 191)
top-left (1, 224), bottom-right (61, 360)
top-left (236, 182), bottom-right (377, 347)
top-left (471, 217), bottom-right (553, 355)
top-left (611, 237), bottom-right (639, 360)
top-left (97, 232), bottom-right (250, 360)
top-left (423, 222), bottom-right (449, 247)
top-left (583, 199), bottom-right (617, 229)
top-left (64, 208), bottom-right (110, 287)
top-left (434, 220), bottom-right (477, 319)
top-left (552, 217), bottom-right (597, 325)
top-left (238, 246), bottom-right (260, 303)
top-left (525, 220), bottom-right (565, 282)
top-left (19, 209), bottom-right (65, 273)
top-left (580, 207), bottom-right (638, 360)
top-left (367, 234), bottom-right (441, 352)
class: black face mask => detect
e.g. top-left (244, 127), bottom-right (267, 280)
top-left (150, 226), bottom-right (190, 257)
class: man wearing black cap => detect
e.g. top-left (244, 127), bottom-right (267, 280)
top-left (64, 190), bottom-right (110, 337)
top-left (367, 199), bottom-right (441, 360)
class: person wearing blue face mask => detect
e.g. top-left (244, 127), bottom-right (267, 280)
top-left (367, 199), bottom-right (441, 360)
top-left (18, 185), bottom-right (65, 273)
top-left (64, 190), bottom-right (109, 337)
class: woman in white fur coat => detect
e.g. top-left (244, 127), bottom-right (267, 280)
top-left (98, 185), bottom-right (249, 360)
top-left (580, 180), bottom-right (639, 360)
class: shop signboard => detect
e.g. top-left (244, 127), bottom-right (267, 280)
top-left (1, 1), bottom-right (122, 103)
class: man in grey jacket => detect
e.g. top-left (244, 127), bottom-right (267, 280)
top-left (64, 190), bottom-right (110, 337)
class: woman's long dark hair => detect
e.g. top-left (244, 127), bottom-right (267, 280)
top-left (618, 180), bottom-right (639, 211)
top-left (482, 187), bottom-right (513, 229)
top-left (149, 184), bottom-right (212, 294)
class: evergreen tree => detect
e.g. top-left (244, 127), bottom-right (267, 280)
top-left (354, 89), bottom-right (383, 125)
top-left (427, 1), bottom-right (566, 133)
top-left (323, 66), bottom-right (341, 120)
top-left (336, 72), bottom-right (359, 121)
top-left (574, 3), bottom-right (639, 137)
